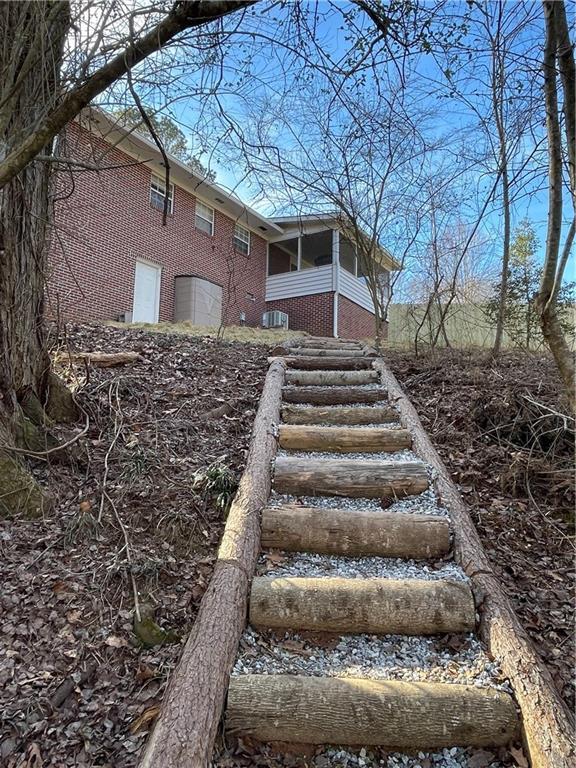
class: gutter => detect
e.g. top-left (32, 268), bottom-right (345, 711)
top-left (332, 229), bottom-right (340, 338)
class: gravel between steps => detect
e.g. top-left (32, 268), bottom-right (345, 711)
top-left (283, 401), bottom-right (392, 409)
top-left (276, 448), bottom-right (423, 462)
top-left (304, 746), bottom-right (509, 767)
top-left (258, 552), bottom-right (466, 581)
top-left (268, 488), bottom-right (450, 517)
top-left (233, 627), bottom-right (510, 692)
top-left (301, 421), bottom-right (404, 428)
top-left (213, 744), bottom-right (511, 767)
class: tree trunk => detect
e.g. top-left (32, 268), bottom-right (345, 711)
top-left (291, 347), bottom-right (369, 358)
top-left (282, 385), bottom-right (387, 405)
top-left (261, 504), bottom-right (450, 558)
top-left (273, 456), bottom-right (429, 497)
top-left (284, 369), bottom-right (379, 386)
top-left (277, 424), bottom-right (411, 452)
top-left (491, 3), bottom-right (512, 357)
top-left (274, 355), bottom-right (374, 370)
top-left (281, 404), bottom-right (399, 425)
top-left (537, 0), bottom-right (575, 410)
top-left (492, 167), bottom-right (511, 356)
top-left (0, 1), bottom-right (70, 515)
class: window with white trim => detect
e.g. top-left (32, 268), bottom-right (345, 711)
top-left (195, 201), bottom-right (214, 235)
top-left (150, 174), bottom-right (174, 214)
top-left (233, 223), bottom-right (250, 255)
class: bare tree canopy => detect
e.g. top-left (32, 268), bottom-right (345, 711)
top-left (0, 0), bottom-right (574, 519)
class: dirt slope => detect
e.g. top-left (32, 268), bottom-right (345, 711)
top-left (386, 349), bottom-right (574, 713)
top-left (1, 323), bottom-right (269, 767)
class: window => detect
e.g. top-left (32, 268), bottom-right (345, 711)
top-left (150, 174), bottom-right (173, 214)
top-left (340, 236), bottom-right (358, 275)
top-left (195, 201), bottom-right (214, 235)
top-left (268, 239), bottom-right (298, 275)
top-left (301, 230), bottom-right (333, 269)
top-left (233, 223), bottom-right (250, 255)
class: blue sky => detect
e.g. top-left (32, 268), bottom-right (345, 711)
top-left (102, 0), bottom-right (574, 286)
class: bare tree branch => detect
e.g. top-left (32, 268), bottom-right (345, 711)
top-left (0, 0), bottom-right (256, 188)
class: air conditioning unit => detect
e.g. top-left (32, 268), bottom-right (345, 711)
top-left (262, 310), bottom-right (289, 329)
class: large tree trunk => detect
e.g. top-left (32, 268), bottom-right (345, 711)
top-left (537, 0), bottom-right (575, 410)
top-left (0, 1), bottom-right (71, 515)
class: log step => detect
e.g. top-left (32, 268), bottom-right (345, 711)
top-left (281, 404), bottom-right (399, 425)
top-left (226, 675), bottom-right (519, 748)
top-left (296, 339), bottom-right (362, 349)
top-left (272, 356), bottom-right (375, 370)
top-left (282, 385), bottom-right (387, 405)
top-left (278, 424), bottom-right (411, 453)
top-left (250, 576), bottom-right (475, 634)
top-left (273, 456), bottom-right (428, 498)
top-left (285, 369), bottom-right (379, 386)
top-left (291, 348), bottom-right (369, 357)
top-left (261, 505), bottom-right (450, 558)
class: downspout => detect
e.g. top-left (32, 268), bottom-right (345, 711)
top-left (332, 228), bottom-right (340, 338)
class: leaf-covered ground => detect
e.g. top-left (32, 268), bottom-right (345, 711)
top-left (386, 349), bottom-right (575, 713)
top-left (0, 323), bottom-right (269, 767)
top-left (2, 334), bottom-right (573, 767)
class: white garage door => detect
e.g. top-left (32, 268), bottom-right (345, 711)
top-left (133, 260), bottom-right (161, 323)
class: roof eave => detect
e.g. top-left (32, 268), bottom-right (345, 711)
top-left (79, 108), bottom-right (284, 236)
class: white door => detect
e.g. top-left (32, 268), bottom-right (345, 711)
top-left (133, 260), bottom-right (161, 323)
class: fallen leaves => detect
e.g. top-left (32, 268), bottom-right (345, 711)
top-left (17, 743), bottom-right (43, 768)
top-left (135, 663), bottom-right (156, 682)
top-left (105, 635), bottom-right (129, 648)
top-left (467, 750), bottom-right (496, 768)
top-left (260, 549), bottom-right (289, 573)
top-left (510, 745), bottom-right (529, 767)
top-left (130, 705), bottom-right (161, 734)
top-left (1, 322), bottom-right (268, 767)
top-left (388, 349), bottom-right (575, 712)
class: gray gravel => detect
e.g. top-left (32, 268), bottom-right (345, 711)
top-left (285, 383), bottom-right (386, 390)
top-left (258, 551), bottom-right (465, 582)
top-left (276, 448), bottom-right (423, 463)
top-left (306, 746), bottom-right (508, 767)
top-left (283, 401), bottom-right (392, 409)
top-left (282, 421), bottom-right (404, 429)
top-left (213, 746), bottom-right (508, 768)
top-left (304, 421), bottom-right (404, 428)
top-left (233, 627), bottom-right (510, 692)
top-left (268, 488), bottom-right (450, 517)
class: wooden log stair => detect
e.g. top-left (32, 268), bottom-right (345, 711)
top-left (225, 337), bottom-right (520, 756)
top-left (142, 336), bottom-right (574, 768)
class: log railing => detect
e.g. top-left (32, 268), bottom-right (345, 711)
top-left (140, 358), bottom-right (286, 768)
top-left (373, 355), bottom-right (575, 768)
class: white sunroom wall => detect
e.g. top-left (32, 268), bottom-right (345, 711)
top-left (265, 227), bottom-right (335, 301)
top-left (265, 225), bottom-right (380, 316)
top-left (336, 231), bottom-right (380, 315)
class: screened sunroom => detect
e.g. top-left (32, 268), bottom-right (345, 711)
top-left (265, 216), bottom-right (396, 316)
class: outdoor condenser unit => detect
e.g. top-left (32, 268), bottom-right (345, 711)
top-left (262, 310), bottom-right (289, 329)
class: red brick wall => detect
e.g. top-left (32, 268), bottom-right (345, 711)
top-left (265, 292), bottom-right (386, 340)
top-left (47, 124), bottom-right (268, 326)
top-left (337, 294), bottom-right (387, 340)
top-left (266, 293), bottom-right (334, 337)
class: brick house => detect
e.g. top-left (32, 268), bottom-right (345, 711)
top-left (48, 111), bottom-right (399, 339)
